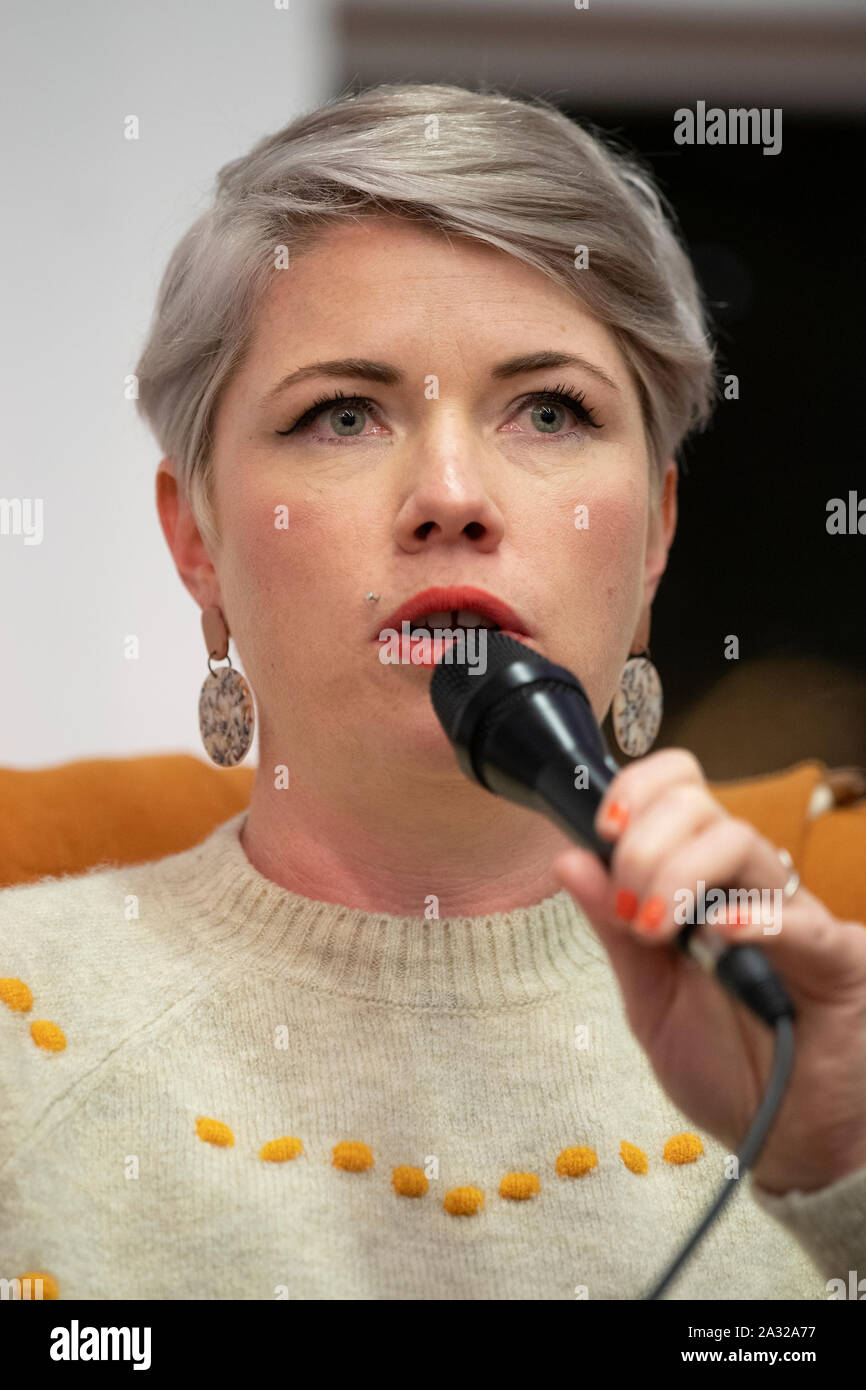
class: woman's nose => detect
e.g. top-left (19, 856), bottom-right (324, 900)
top-left (392, 438), bottom-right (506, 553)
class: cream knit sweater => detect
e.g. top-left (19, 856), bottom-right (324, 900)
top-left (1, 810), bottom-right (864, 1301)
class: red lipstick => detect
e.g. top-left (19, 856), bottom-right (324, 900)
top-left (372, 585), bottom-right (534, 668)
top-left (374, 585), bottom-right (531, 640)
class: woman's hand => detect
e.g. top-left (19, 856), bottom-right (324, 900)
top-left (551, 749), bottom-right (866, 1196)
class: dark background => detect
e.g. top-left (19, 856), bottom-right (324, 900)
top-left (559, 109), bottom-right (866, 776)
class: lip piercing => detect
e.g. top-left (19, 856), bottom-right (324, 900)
top-left (365, 592), bottom-right (381, 602)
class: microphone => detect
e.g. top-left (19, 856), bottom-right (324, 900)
top-left (430, 631), bottom-right (794, 1028)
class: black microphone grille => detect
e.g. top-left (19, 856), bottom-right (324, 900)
top-left (430, 631), bottom-right (543, 737)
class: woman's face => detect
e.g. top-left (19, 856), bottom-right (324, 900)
top-left (170, 215), bottom-right (675, 784)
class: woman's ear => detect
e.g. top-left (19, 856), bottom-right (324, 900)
top-left (155, 458), bottom-right (219, 609)
top-left (632, 461), bottom-right (678, 650)
top-left (645, 461), bottom-right (678, 599)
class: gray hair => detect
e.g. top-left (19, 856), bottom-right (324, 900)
top-left (134, 82), bottom-right (717, 552)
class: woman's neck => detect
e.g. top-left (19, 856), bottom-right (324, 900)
top-left (240, 757), bottom-right (573, 917)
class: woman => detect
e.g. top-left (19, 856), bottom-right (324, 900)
top-left (2, 82), bottom-right (864, 1302)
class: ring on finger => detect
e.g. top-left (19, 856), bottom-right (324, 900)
top-left (777, 847), bottom-right (801, 900)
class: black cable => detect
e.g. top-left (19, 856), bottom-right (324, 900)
top-left (643, 1014), bottom-right (796, 1299)
top-left (427, 636), bottom-right (801, 1300)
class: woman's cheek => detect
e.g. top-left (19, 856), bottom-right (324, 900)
top-left (214, 496), bottom-right (315, 690)
top-left (578, 485), bottom-right (646, 598)
top-left (557, 480), bottom-right (648, 713)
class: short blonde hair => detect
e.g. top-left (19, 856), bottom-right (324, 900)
top-left (134, 82), bottom-right (717, 552)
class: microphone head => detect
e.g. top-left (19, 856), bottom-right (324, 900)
top-left (430, 631), bottom-right (541, 738)
top-left (430, 629), bottom-right (618, 839)
top-left (430, 630), bottom-right (592, 750)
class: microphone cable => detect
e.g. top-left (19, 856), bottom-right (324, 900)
top-left (430, 630), bottom-right (798, 1297)
top-left (642, 1013), bottom-right (795, 1298)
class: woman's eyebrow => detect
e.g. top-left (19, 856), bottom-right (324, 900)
top-left (258, 358), bottom-right (401, 407)
top-left (257, 350), bottom-right (620, 408)
top-left (492, 350), bottom-right (620, 393)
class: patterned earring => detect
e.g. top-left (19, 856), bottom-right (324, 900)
top-left (198, 606), bottom-right (255, 767)
top-left (611, 649), bottom-right (663, 758)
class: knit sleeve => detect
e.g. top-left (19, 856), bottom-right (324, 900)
top-left (749, 1163), bottom-right (866, 1287)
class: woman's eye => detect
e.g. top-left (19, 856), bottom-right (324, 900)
top-left (278, 387), bottom-right (599, 441)
top-left (276, 393), bottom-right (378, 439)
top-left (323, 403), bottom-right (368, 437)
top-left (511, 390), bottom-right (600, 437)
top-left (526, 401), bottom-right (572, 434)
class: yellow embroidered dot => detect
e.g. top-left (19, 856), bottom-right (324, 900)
top-left (195, 1116), bottom-right (234, 1147)
top-left (332, 1140), bottom-right (374, 1172)
top-left (260, 1136), bottom-right (303, 1162)
top-left (17, 1270), bottom-right (59, 1299)
top-left (186, 1123), bottom-right (705, 1191)
top-left (0, 977), bottom-right (33, 1011)
top-left (555, 1145), bottom-right (598, 1177)
top-left (30, 1020), bottom-right (66, 1052)
top-left (392, 1165), bottom-right (429, 1197)
top-left (663, 1132), bottom-right (704, 1164)
top-left (499, 1172), bottom-right (540, 1200)
top-left (443, 1186), bottom-right (484, 1215)
top-left (620, 1140), bottom-right (649, 1174)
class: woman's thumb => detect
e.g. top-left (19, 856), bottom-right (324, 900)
top-left (552, 846), bottom-right (612, 927)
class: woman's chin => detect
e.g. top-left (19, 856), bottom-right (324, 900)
top-left (360, 695), bottom-right (465, 766)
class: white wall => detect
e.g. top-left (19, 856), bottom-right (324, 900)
top-left (0, 0), bottom-right (338, 767)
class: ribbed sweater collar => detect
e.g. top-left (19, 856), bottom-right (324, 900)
top-left (156, 811), bottom-right (608, 1011)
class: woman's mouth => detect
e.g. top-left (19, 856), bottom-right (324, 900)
top-left (371, 588), bottom-right (536, 668)
top-left (375, 615), bottom-right (535, 668)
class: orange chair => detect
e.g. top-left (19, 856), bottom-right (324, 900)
top-left (0, 755), bottom-right (254, 888)
top-left (0, 754), bottom-right (863, 925)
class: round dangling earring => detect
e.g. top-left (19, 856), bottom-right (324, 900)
top-left (611, 648), bottom-right (663, 758)
top-left (198, 605), bottom-right (255, 767)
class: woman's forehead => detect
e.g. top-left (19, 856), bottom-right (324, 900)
top-left (247, 225), bottom-right (624, 377)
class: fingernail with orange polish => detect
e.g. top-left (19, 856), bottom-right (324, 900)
top-left (600, 800), bottom-right (629, 836)
top-left (724, 909), bottom-right (750, 930)
top-left (615, 890), bottom-right (638, 922)
top-left (636, 896), bottom-right (666, 932)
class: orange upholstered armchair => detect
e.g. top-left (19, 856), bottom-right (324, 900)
top-left (1, 755), bottom-right (864, 925)
top-left (0, 756), bottom-right (254, 889)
